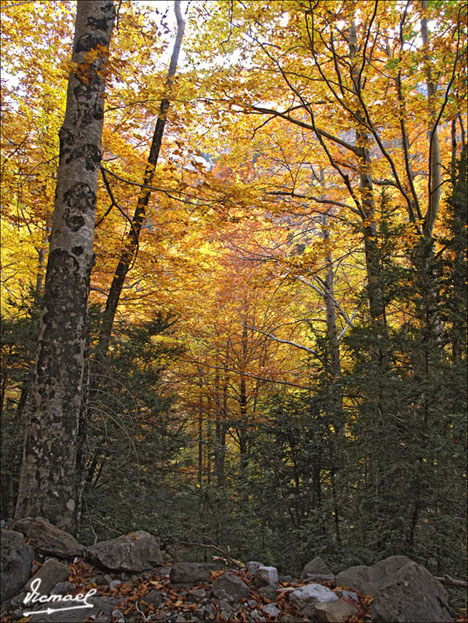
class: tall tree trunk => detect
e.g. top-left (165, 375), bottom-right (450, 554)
top-left (239, 324), bottom-right (249, 471)
top-left (320, 212), bottom-right (343, 420)
top-left (198, 393), bottom-right (203, 486)
top-left (420, 0), bottom-right (441, 240)
top-left (97, 1), bottom-right (185, 359)
top-left (349, 22), bottom-right (386, 328)
top-left (15, 0), bottom-right (115, 533)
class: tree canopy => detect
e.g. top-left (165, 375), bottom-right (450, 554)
top-left (1, 0), bottom-right (466, 594)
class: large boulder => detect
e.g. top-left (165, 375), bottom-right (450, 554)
top-left (86, 530), bottom-right (163, 572)
top-left (336, 555), bottom-right (411, 595)
top-left (372, 560), bottom-right (453, 622)
top-left (170, 562), bottom-right (219, 584)
top-left (0, 529), bottom-right (34, 602)
top-left (301, 556), bottom-right (335, 582)
top-left (12, 518), bottom-right (83, 558)
top-left (337, 555), bottom-right (453, 622)
top-left (212, 571), bottom-right (250, 603)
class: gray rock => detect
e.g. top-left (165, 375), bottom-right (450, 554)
top-left (301, 556), bottom-right (335, 583)
top-left (0, 529), bottom-right (34, 602)
top-left (335, 588), bottom-right (359, 603)
top-left (372, 559), bottom-right (453, 622)
top-left (336, 554), bottom-right (410, 595)
top-left (252, 565), bottom-right (279, 587)
top-left (25, 595), bottom-right (118, 622)
top-left (109, 579), bottom-right (122, 589)
top-left (218, 598), bottom-right (234, 614)
top-left (263, 602), bottom-right (281, 617)
top-left (142, 589), bottom-right (163, 608)
top-left (12, 517), bottom-right (83, 558)
top-left (50, 582), bottom-right (76, 595)
top-left (212, 571), bottom-right (250, 603)
top-left (170, 562), bottom-right (218, 584)
top-left (250, 608), bottom-right (265, 621)
top-left (314, 599), bottom-right (359, 622)
top-left (24, 558), bottom-right (70, 595)
top-left (278, 575), bottom-right (293, 583)
top-left (246, 561), bottom-right (263, 576)
top-left (290, 583), bottom-right (339, 618)
top-left (86, 530), bottom-right (163, 572)
top-left (337, 555), bottom-right (453, 622)
top-left (188, 587), bottom-right (207, 600)
top-left (259, 584), bottom-right (278, 601)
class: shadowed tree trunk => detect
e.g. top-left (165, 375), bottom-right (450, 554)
top-left (15, 0), bottom-right (115, 533)
top-left (97, 0), bottom-right (185, 360)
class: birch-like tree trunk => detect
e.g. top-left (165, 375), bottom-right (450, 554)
top-left (15, 0), bottom-right (115, 533)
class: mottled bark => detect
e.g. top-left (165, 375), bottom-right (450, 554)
top-left (97, 0), bottom-right (185, 359)
top-left (15, 0), bottom-right (115, 533)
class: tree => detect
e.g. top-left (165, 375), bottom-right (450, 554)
top-left (97, 0), bottom-right (186, 359)
top-left (15, 0), bottom-right (115, 533)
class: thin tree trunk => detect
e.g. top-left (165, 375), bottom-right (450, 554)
top-left (15, 0), bottom-right (115, 533)
top-left (198, 393), bottom-right (203, 486)
top-left (97, 1), bottom-right (185, 359)
top-left (420, 0), bottom-right (442, 239)
top-left (349, 21), bottom-right (386, 328)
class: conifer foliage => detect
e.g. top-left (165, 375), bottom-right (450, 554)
top-left (1, 0), bottom-right (466, 586)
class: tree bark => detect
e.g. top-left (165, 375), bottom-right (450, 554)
top-left (97, 0), bottom-right (185, 359)
top-left (15, 0), bottom-right (115, 533)
top-left (420, 0), bottom-right (442, 239)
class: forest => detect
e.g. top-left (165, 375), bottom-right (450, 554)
top-left (1, 0), bottom-right (467, 610)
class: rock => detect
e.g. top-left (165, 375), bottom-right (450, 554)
top-left (278, 575), bottom-right (293, 583)
top-left (372, 559), bottom-right (453, 622)
top-left (290, 583), bottom-right (339, 618)
top-left (109, 579), bottom-right (122, 589)
top-left (188, 587), bottom-right (207, 600)
top-left (142, 589), bottom-right (163, 608)
top-left (24, 558), bottom-right (70, 595)
top-left (246, 561), bottom-right (263, 576)
top-left (337, 555), bottom-right (453, 622)
top-left (314, 599), bottom-right (359, 622)
top-left (50, 581), bottom-right (76, 595)
top-left (157, 607), bottom-right (172, 621)
top-left (218, 598), bottom-right (234, 615)
top-left (335, 588), bottom-right (359, 603)
top-left (259, 584), bottom-right (278, 601)
top-left (26, 596), bottom-right (119, 622)
top-left (0, 529), bottom-right (34, 602)
top-left (12, 518), bottom-right (83, 558)
top-left (212, 571), bottom-right (250, 603)
top-left (252, 565), bottom-right (279, 587)
top-left (86, 530), bottom-right (163, 572)
top-left (263, 602), bottom-right (281, 617)
top-left (301, 556), bottom-right (335, 582)
top-left (336, 554), bottom-right (410, 595)
top-left (157, 564), bottom-right (172, 576)
top-left (170, 562), bottom-right (218, 584)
